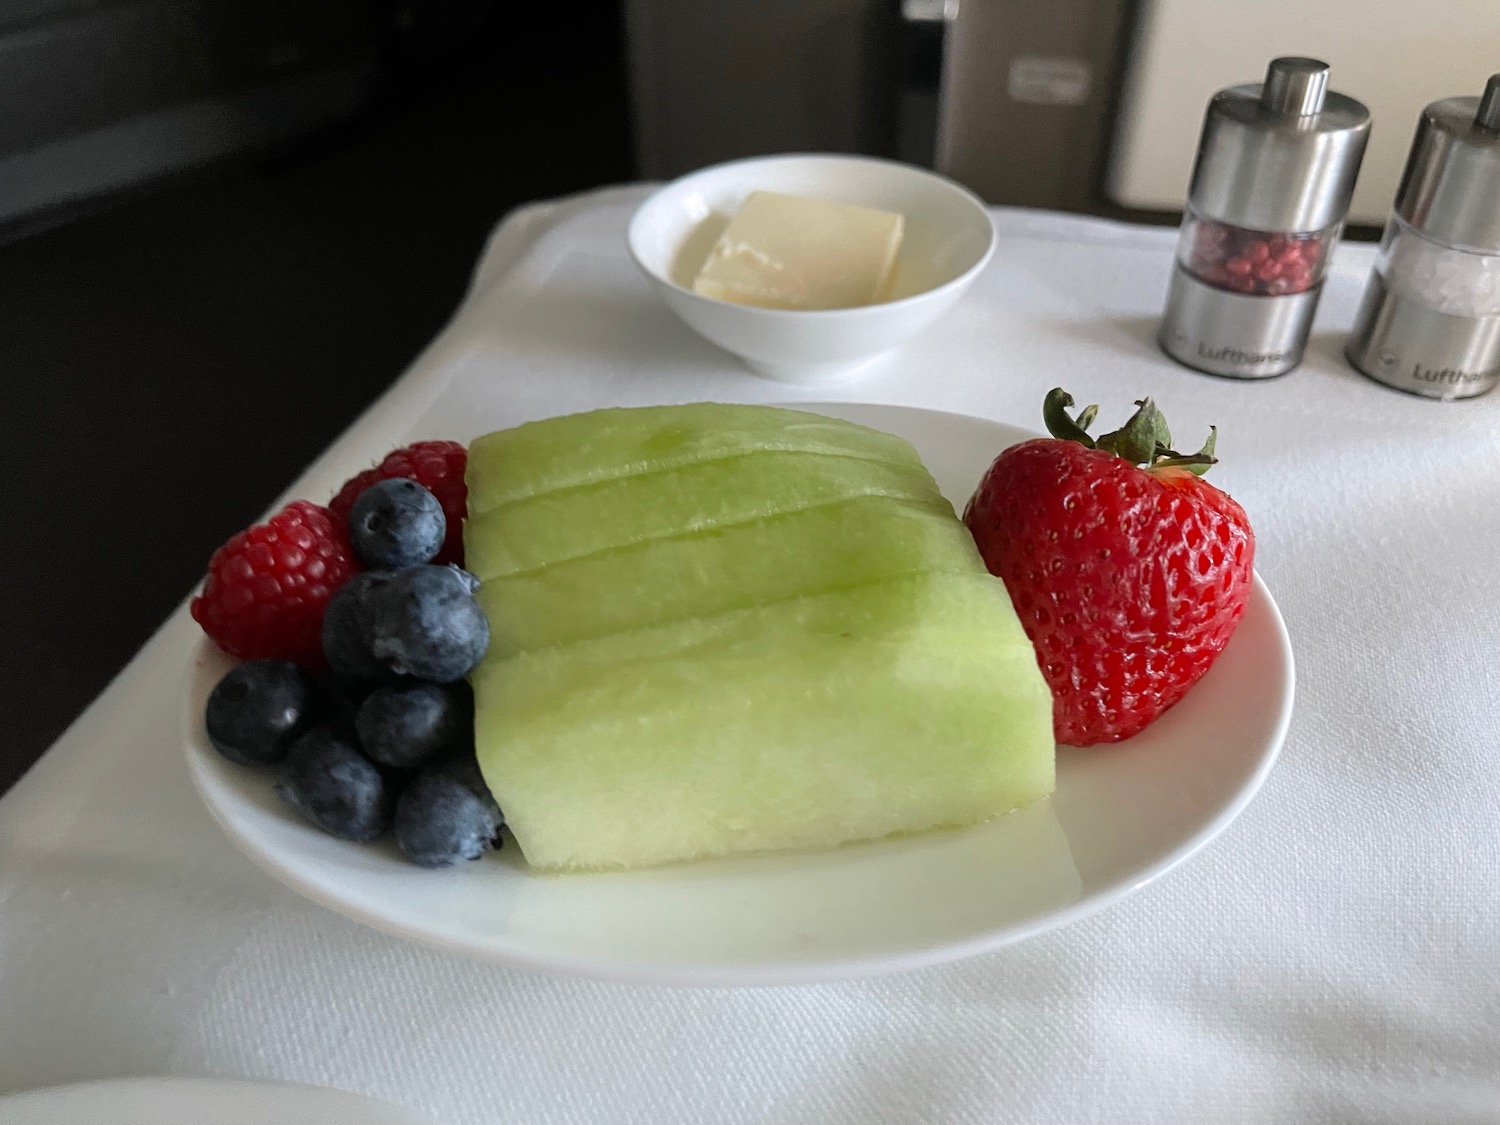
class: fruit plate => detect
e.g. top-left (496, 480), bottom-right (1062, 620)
top-left (183, 402), bottom-right (1294, 986)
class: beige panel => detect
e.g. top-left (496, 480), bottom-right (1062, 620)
top-left (624, 0), bottom-right (895, 180)
top-left (937, 0), bottom-right (1131, 210)
top-left (1110, 0), bottom-right (1500, 225)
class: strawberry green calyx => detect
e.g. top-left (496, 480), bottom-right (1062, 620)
top-left (1041, 387), bottom-right (1218, 476)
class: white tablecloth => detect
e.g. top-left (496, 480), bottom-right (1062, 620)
top-left (3, 186), bottom-right (1498, 1125)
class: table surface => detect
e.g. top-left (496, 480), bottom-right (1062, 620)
top-left (2, 186), bottom-right (1497, 1125)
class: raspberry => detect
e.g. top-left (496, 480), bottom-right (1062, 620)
top-left (191, 501), bottom-right (360, 669)
top-left (330, 441), bottom-right (468, 566)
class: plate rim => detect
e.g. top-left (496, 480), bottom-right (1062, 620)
top-left (0, 1077), bottom-right (431, 1124)
top-left (183, 401), bottom-right (1295, 987)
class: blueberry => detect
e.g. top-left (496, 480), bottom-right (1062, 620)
top-left (395, 755), bottom-right (504, 867)
top-left (357, 680), bottom-right (473, 770)
top-left (204, 660), bottom-right (316, 767)
top-left (314, 675), bottom-right (370, 744)
top-left (322, 570), bottom-right (400, 685)
top-left (366, 564), bottom-right (489, 683)
top-left (276, 726), bottom-right (393, 842)
top-left (348, 479), bottom-right (446, 569)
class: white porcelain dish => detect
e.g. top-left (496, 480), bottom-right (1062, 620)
top-left (0, 1078), bottom-right (432, 1125)
top-left (627, 155), bottom-right (996, 384)
top-left (183, 403), bottom-right (1294, 987)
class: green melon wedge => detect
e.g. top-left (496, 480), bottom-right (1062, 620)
top-left (467, 403), bottom-right (922, 514)
top-left (476, 494), bottom-right (970, 655)
top-left (471, 570), bottom-right (1037, 708)
top-left (464, 404), bottom-right (1055, 872)
top-left (464, 451), bottom-right (942, 579)
top-left (473, 574), bottom-right (1053, 872)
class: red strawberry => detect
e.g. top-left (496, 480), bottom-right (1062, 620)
top-left (964, 389), bottom-right (1254, 746)
top-left (330, 440), bottom-right (468, 566)
top-left (191, 501), bottom-right (360, 669)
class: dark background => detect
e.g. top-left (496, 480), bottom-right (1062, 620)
top-left (0, 0), bottom-right (1233, 796)
top-left (0, 2), bottom-right (635, 794)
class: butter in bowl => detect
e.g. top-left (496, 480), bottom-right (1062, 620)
top-left (627, 154), bottom-right (996, 384)
top-left (692, 190), bottom-right (906, 310)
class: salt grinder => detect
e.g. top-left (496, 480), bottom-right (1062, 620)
top-left (1346, 75), bottom-right (1500, 400)
top-left (1160, 58), bottom-right (1371, 378)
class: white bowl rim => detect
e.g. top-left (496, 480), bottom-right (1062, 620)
top-left (626, 152), bottom-right (998, 319)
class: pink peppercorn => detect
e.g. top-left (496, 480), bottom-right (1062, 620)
top-left (1183, 216), bottom-right (1332, 297)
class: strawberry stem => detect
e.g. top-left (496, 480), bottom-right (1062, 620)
top-left (1041, 388), bottom-right (1096, 448)
top-left (1096, 398), bottom-right (1171, 465)
top-left (1155, 427), bottom-right (1218, 475)
top-left (1041, 388), bottom-right (1219, 475)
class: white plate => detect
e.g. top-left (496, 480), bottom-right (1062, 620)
top-left (0, 1078), bottom-right (432, 1125)
top-left (183, 403), bottom-right (1294, 986)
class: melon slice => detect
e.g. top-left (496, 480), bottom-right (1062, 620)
top-left (465, 404), bottom-right (1054, 872)
top-left (463, 451), bottom-right (941, 580)
top-left (475, 575), bottom-right (1053, 871)
top-left (466, 403), bottom-right (921, 514)
top-left (477, 494), bottom-right (971, 656)
top-left (470, 571), bottom-right (1037, 715)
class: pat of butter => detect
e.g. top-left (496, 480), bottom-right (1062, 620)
top-left (692, 191), bottom-right (904, 310)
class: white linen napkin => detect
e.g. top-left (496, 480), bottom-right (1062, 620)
top-left (2, 188), bottom-right (1497, 1125)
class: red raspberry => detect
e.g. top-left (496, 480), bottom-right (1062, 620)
top-left (191, 501), bottom-right (359, 669)
top-left (330, 441), bottom-right (468, 566)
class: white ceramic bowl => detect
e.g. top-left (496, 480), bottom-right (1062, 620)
top-left (627, 154), bottom-right (996, 384)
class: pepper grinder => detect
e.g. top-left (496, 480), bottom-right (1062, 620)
top-left (1160, 58), bottom-right (1371, 378)
top-left (1346, 75), bottom-right (1500, 400)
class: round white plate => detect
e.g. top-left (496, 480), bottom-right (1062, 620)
top-left (184, 402), bottom-right (1294, 986)
top-left (0, 1078), bottom-right (431, 1125)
